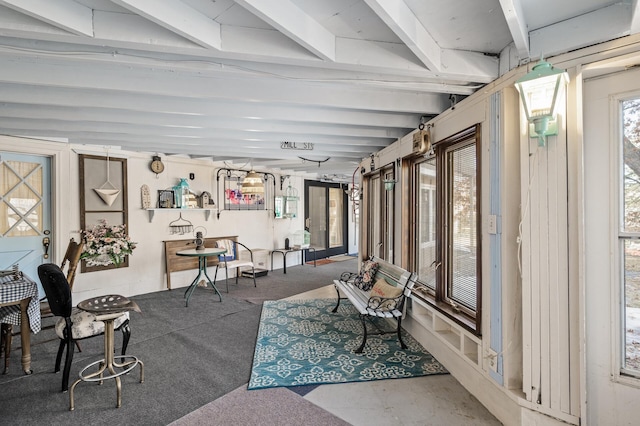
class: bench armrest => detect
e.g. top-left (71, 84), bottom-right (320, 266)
top-left (367, 294), bottom-right (403, 312)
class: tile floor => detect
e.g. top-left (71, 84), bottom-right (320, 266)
top-left (287, 285), bottom-right (503, 426)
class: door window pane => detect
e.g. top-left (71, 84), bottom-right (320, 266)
top-left (1, 160), bottom-right (43, 236)
top-left (329, 187), bottom-right (343, 248)
top-left (309, 186), bottom-right (327, 250)
top-left (622, 97), bottom-right (640, 374)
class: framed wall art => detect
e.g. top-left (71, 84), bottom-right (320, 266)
top-left (79, 153), bottom-right (129, 272)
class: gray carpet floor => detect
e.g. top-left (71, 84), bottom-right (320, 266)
top-left (0, 259), bottom-right (356, 425)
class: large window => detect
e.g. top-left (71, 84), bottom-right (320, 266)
top-left (621, 98), bottom-right (640, 377)
top-left (364, 164), bottom-right (395, 261)
top-left (411, 126), bottom-right (481, 332)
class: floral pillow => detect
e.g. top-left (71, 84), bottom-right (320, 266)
top-left (354, 260), bottom-right (379, 291)
top-left (368, 278), bottom-right (403, 311)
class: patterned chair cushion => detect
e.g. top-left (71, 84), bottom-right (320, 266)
top-left (54, 308), bottom-right (129, 340)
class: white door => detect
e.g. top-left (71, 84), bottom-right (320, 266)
top-left (584, 65), bottom-right (640, 424)
top-left (0, 152), bottom-right (52, 295)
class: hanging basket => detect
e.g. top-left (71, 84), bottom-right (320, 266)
top-left (94, 183), bottom-right (121, 206)
top-left (93, 151), bottom-right (121, 206)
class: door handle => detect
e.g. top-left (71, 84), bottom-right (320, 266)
top-left (42, 237), bottom-right (50, 259)
top-left (305, 218), bottom-right (310, 228)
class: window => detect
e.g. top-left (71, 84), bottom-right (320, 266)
top-left (363, 164), bottom-right (395, 261)
top-left (411, 126), bottom-right (481, 332)
top-left (415, 158), bottom-right (437, 292)
top-left (621, 98), bottom-right (640, 377)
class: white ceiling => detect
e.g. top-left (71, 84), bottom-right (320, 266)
top-left (0, 0), bottom-right (636, 179)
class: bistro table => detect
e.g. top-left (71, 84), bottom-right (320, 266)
top-left (176, 247), bottom-right (226, 306)
top-left (0, 272), bottom-right (41, 374)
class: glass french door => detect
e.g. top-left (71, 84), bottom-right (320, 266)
top-left (0, 152), bottom-right (52, 293)
top-left (304, 180), bottom-right (348, 259)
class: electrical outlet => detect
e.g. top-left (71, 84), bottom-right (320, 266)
top-left (487, 348), bottom-right (499, 373)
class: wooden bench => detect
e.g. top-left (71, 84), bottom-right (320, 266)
top-left (163, 236), bottom-right (237, 289)
top-left (332, 256), bottom-right (415, 353)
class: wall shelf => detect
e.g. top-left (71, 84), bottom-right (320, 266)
top-left (145, 208), bottom-right (217, 223)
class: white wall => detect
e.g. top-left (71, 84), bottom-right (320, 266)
top-left (0, 138), bottom-right (329, 303)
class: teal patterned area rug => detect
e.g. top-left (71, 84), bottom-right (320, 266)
top-left (248, 298), bottom-right (448, 390)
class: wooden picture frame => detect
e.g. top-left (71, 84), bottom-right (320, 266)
top-left (158, 189), bottom-right (175, 208)
top-left (79, 154), bottom-right (129, 273)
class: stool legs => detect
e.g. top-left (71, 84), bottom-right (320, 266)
top-left (69, 318), bottom-right (143, 411)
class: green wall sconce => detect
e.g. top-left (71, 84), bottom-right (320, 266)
top-left (515, 58), bottom-right (569, 146)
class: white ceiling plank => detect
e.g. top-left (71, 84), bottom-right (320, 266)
top-left (109, 0), bottom-right (221, 50)
top-left (530, 3), bottom-right (631, 60)
top-left (0, 0), bottom-right (93, 36)
top-left (0, 23), bottom-right (493, 84)
top-left (363, 0), bottom-right (441, 72)
top-left (0, 102), bottom-right (407, 140)
top-left (233, 0), bottom-right (335, 61)
top-left (0, 83), bottom-right (419, 129)
top-left (498, 0), bottom-right (530, 61)
top-left (0, 56), bottom-right (449, 114)
top-left (631, 0), bottom-right (640, 34)
top-left (0, 117), bottom-right (392, 149)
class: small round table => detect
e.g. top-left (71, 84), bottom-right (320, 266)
top-left (176, 247), bottom-right (226, 306)
top-left (68, 295), bottom-right (144, 411)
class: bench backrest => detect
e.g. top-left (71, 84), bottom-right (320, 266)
top-left (369, 256), bottom-right (413, 294)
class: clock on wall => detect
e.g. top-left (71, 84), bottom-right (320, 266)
top-left (150, 156), bottom-right (164, 176)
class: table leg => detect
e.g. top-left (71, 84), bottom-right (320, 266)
top-left (19, 298), bottom-right (31, 375)
top-left (202, 261), bottom-right (222, 302)
top-left (184, 261), bottom-right (204, 307)
top-left (309, 248), bottom-right (316, 267)
top-left (283, 252), bottom-right (288, 274)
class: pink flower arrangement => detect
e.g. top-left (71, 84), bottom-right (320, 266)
top-left (80, 219), bottom-right (137, 267)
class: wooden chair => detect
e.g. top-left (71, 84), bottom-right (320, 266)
top-left (1, 238), bottom-right (84, 374)
top-left (214, 239), bottom-right (257, 292)
top-left (40, 238), bottom-right (84, 316)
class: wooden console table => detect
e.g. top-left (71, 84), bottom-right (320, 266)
top-left (163, 236), bottom-right (237, 289)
